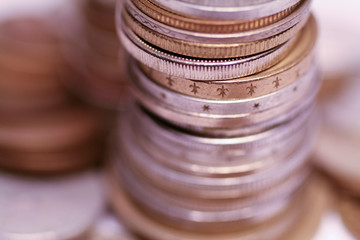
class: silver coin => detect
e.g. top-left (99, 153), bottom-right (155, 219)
top-left (90, 214), bottom-right (137, 240)
top-left (0, 171), bottom-right (105, 240)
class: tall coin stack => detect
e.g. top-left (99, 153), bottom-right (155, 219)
top-left (108, 0), bottom-right (323, 239)
top-left (62, 0), bottom-right (128, 110)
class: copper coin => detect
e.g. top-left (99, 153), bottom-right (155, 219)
top-left (0, 105), bottom-right (105, 152)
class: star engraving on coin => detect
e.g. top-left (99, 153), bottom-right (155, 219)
top-left (247, 84), bottom-right (257, 96)
top-left (202, 105), bottom-right (211, 112)
top-left (166, 76), bottom-right (175, 87)
top-left (189, 82), bottom-right (200, 95)
top-left (217, 85), bottom-right (229, 98)
top-left (253, 103), bottom-right (260, 109)
top-left (272, 77), bottom-right (281, 89)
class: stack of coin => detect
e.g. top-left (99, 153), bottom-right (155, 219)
top-left (118, 0), bottom-right (318, 133)
top-left (61, 0), bottom-right (128, 110)
top-left (108, 0), bottom-right (322, 238)
top-left (314, 75), bottom-right (360, 196)
top-left (0, 105), bottom-right (106, 174)
top-left (0, 18), bottom-right (68, 114)
top-left (0, 17), bottom-right (108, 174)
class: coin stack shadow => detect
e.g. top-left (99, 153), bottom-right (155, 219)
top-left (0, 17), bottom-right (107, 174)
top-left (108, 0), bottom-right (322, 238)
top-left (61, 0), bottom-right (129, 110)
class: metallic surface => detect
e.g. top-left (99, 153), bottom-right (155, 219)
top-left (0, 171), bottom-right (104, 240)
top-left (132, 0), bottom-right (299, 34)
top-left (122, 0), bottom-right (310, 58)
top-left (119, 15), bottom-right (316, 80)
top-left (150, 0), bottom-right (302, 21)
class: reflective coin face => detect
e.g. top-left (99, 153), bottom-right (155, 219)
top-left (0, 171), bottom-right (105, 240)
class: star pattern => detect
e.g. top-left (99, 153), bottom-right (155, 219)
top-left (202, 105), bottom-right (211, 112)
top-left (253, 103), bottom-right (260, 109)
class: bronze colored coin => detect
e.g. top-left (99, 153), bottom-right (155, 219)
top-left (0, 66), bottom-right (64, 98)
top-left (122, 6), bottom-right (309, 59)
top-left (0, 88), bottom-right (68, 114)
top-left (339, 195), bottom-right (360, 239)
top-left (88, 0), bottom-right (115, 12)
top-left (137, 16), bottom-right (316, 100)
top-left (317, 74), bottom-right (351, 103)
top-left (0, 18), bottom-right (57, 43)
top-left (84, 20), bottom-right (119, 54)
top-left (84, 1), bottom-right (116, 33)
top-left (0, 18), bottom-right (58, 57)
top-left (0, 105), bottom-right (105, 152)
top-left (62, 51), bottom-right (129, 109)
top-left (0, 144), bottom-right (101, 174)
top-left (0, 48), bottom-right (59, 76)
top-left (132, 0), bottom-right (299, 34)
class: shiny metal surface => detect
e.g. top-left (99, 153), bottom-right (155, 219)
top-left (0, 171), bottom-right (105, 240)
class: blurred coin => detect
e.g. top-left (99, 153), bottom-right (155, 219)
top-left (108, 170), bottom-right (326, 240)
top-left (0, 143), bottom-right (102, 174)
top-left (0, 105), bottom-right (105, 152)
top-left (339, 194), bottom-right (360, 239)
top-left (90, 214), bottom-right (137, 240)
top-left (314, 75), bottom-right (360, 195)
top-left (0, 171), bottom-right (105, 240)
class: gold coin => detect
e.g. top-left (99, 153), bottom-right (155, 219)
top-left (122, 7), bottom-right (309, 59)
top-left (132, 0), bottom-right (299, 34)
top-left (137, 15), bottom-right (316, 100)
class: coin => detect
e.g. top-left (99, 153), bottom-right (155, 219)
top-left (150, 0), bottom-right (302, 21)
top-left (0, 171), bottom-right (105, 240)
top-left (314, 75), bottom-right (360, 196)
top-left (0, 105), bottom-right (105, 152)
top-left (130, 62), bottom-right (318, 115)
top-left (119, 14), bottom-right (316, 80)
top-left (339, 195), bottom-right (360, 239)
top-left (122, 0), bottom-right (309, 58)
top-left (108, 169), bottom-right (326, 240)
top-left (90, 214), bottom-right (138, 240)
top-left (132, 0), bottom-right (299, 34)
top-left (0, 143), bottom-right (101, 174)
